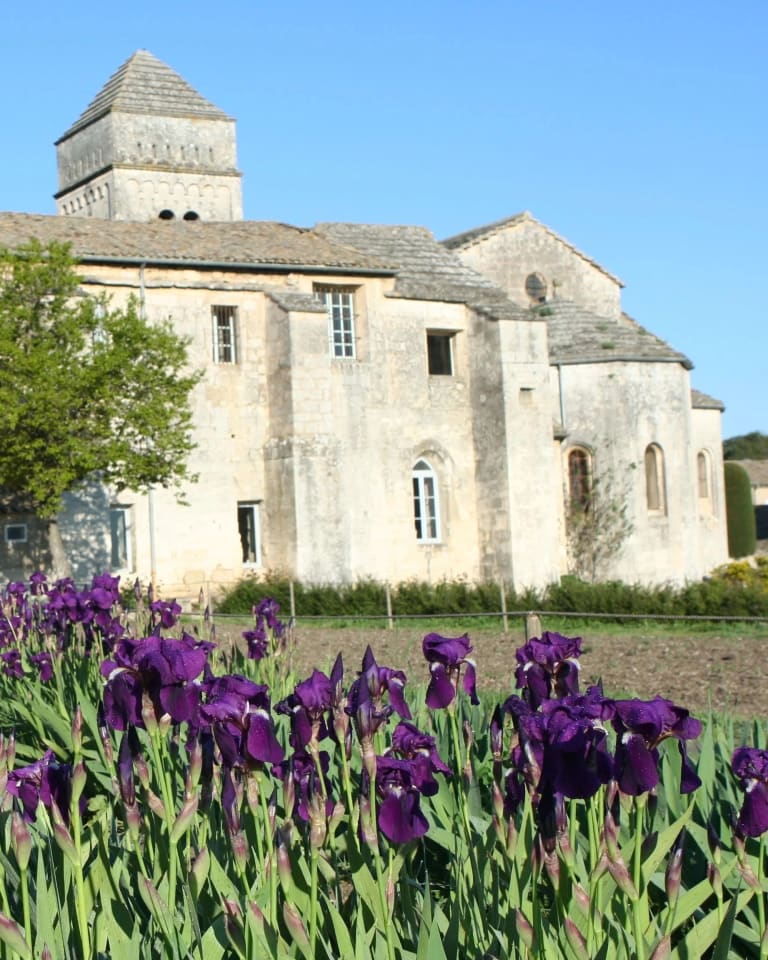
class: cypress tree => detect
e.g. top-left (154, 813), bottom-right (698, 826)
top-left (724, 462), bottom-right (757, 558)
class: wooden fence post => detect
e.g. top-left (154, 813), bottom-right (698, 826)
top-left (289, 580), bottom-right (296, 622)
top-left (499, 578), bottom-right (509, 633)
top-left (385, 582), bottom-right (394, 631)
top-left (525, 612), bottom-right (542, 641)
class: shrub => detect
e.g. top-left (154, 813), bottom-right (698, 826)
top-left (724, 461), bottom-right (757, 558)
top-left (216, 571), bottom-right (768, 621)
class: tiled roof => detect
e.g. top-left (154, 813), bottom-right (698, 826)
top-left (730, 460), bottom-right (768, 486)
top-left (691, 389), bottom-right (725, 411)
top-left (0, 213), bottom-right (394, 272)
top-left (315, 223), bottom-right (530, 322)
top-left (442, 211), bottom-right (623, 286)
top-left (545, 303), bottom-right (692, 368)
top-left (57, 50), bottom-right (232, 142)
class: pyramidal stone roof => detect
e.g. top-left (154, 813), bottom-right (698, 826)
top-left (56, 50), bottom-right (232, 143)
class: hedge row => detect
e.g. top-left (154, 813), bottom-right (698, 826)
top-left (216, 562), bottom-right (768, 620)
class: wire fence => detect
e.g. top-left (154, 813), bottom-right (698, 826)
top-left (210, 607), bottom-right (768, 631)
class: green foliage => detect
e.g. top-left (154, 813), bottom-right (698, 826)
top-left (723, 430), bottom-right (768, 460)
top-left (724, 462), bottom-right (757, 559)
top-left (218, 571), bottom-right (768, 621)
top-left (0, 239), bottom-right (201, 517)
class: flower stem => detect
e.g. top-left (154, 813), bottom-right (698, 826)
top-left (759, 835), bottom-right (767, 960)
top-left (309, 845), bottom-right (319, 957)
top-left (447, 705), bottom-right (483, 922)
top-left (19, 864), bottom-right (31, 950)
top-left (632, 797), bottom-right (647, 960)
top-left (148, 729), bottom-right (179, 911)
top-left (257, 773), bottom-right (278, 929)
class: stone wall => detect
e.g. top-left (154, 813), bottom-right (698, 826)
top-left (56, 112), bottom-right (242, 222)
top-left (454, 217), bottom-right (622, 317)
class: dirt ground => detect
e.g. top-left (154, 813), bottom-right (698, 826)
top-left (267, 622), bottom-right (768, 719)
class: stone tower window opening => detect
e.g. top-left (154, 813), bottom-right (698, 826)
top-left (645, 443), bottom-right (667, 514)
top-left (567, 447), bottom-right (592, 513)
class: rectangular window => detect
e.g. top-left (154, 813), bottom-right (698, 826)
top-left (427, 332), bottom-right (454, 375)
top-left (110, 506), bottom-right (133, 570)
top-left (412, 462), bottom-right (440, 541)
top-left (212, 305), bottom-right (238, 363)
top-left (238, 501), bottom-right (262, 565)
top-left (4, 523), bottom-right (28, 544)
top-left (315, 286), bottom-right (356, 358)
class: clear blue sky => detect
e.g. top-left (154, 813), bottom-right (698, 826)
top-left (1, 0), bottom-right (764, 439)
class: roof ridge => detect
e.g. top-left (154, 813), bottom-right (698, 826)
top-left (442, 212), bottom-right (624, 287)
top-left (56, 50), bottom-right (232, 143)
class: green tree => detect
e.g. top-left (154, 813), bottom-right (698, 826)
top-left (723, 431), bottom-right (768, 460)
top-left (0, 239), bottom-right (202, 575)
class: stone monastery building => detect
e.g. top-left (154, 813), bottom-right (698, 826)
top-left (0, 51), bottom-right (728, 593)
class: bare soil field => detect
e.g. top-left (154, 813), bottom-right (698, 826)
top-left (269, 623), bottom-right (768, 718)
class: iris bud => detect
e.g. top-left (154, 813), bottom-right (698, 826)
top-left (190, 847), bottom-right (210, 901)
top-left (649, 935), bottom-right (671, 960)
top-left (283, 903), bottom-right (310, 950)
top-left (170, 794), bottom-right (198, 843)
top-left (71, 706), bottom-right (83, 754)
top-left (0, 912), bottom-right (32, 959)
top-left (707, 861), bottom-right (722, 900)
top-left (515, 910), bottom-right (535, 951)
top-left (564, 918), bottom-right (588, 960)
top-left (72, 761), bottom-right (87, 804)
top-left (11, 813), bottom-right (31, 870)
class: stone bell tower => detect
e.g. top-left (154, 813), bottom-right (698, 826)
top-left (54, 50), bottom-right (243, 222)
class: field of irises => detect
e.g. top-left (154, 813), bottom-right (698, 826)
top-left (0, 574), bottom-right (766, 959)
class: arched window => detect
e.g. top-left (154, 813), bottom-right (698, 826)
top-left (568, 447), bottom-right (592, 512)
top-left (158, 209), bottom-right (175, 220)
top-left (697, 450), bottom-right (714, 514)
top-left (697, 451), bottom-right (710, 499)
top-left (645, 444), bottom-right (666, 513)
top-left (412, 459), bottom-right (440, 542)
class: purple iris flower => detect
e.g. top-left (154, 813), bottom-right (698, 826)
top-left (29, 651), bottom-right (54, 683)
top-left (540, 689), bottom-right (614, 800)
top-left (254, 597), bottom-right (285, 635)
top-left (150, 599), bottom-right (183, 630)
top-left (422, 632), bottom-right (479, 709)
top-left (101, 634), bottom-right (208, 730)
top-left (1, 649), bottom-right (24, 679)
top-left (242, 625), bottom-right (268, 661)
top-left (7, 750), bottom-right (74, 823)
top-left (276, 669), bottom-right (333, 750)
top-left (200, 673), bottom-right (283, 769)
top-left (732, 747), bottom-right (768, 838)
top-left (356, 645), bottom-right (411, 720)
top-left (515, 632), bottom-right (582, 708)
top-left (29, 571), bottom-right (48, 596)
top-left (374, 756), bottom-right (431, 844)
top-left (390, 721), bottom-right (451, 793)
top-left (610, 696), bottom-right (702, 796)
top-left (503, 687), bottom-right (614, 825)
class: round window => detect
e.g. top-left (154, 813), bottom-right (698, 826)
top-left (525, 273), bottom-right (547, 303)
